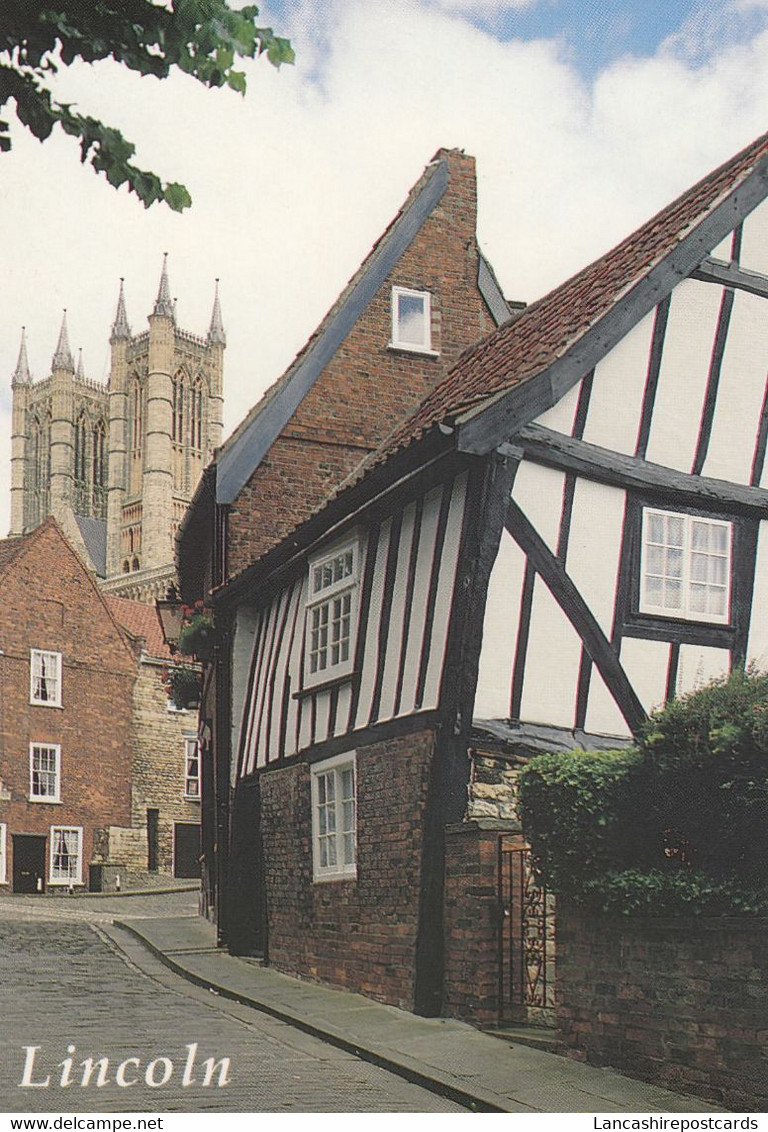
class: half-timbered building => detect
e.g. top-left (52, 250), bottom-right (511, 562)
top-left (206, 131), bottom-right (768, 1024)
top-left (176, 148), bottom-right (512, 929)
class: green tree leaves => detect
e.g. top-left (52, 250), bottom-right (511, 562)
top-left (0, 1), bottom-right (293, 209)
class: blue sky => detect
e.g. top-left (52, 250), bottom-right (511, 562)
top-left (264, 0), bottom-right (768, 78)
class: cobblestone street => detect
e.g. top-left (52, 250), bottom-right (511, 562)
top-left (0, 893), bottom-right (464, 1113)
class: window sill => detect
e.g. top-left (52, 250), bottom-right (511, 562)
top-left (387, 342), bottom-right (439, 358)
top-left (30, 702), bottom-right (63, 710)
top-left (294, 671), bottom-right (355, 699)
top-left (28, 797), bottom-right (62, 805)
top-left (312, 868), bottom-right (358, 884)
top-left (48, 880), bottom-right (84, 887)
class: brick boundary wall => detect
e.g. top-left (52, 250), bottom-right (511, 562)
top-left (443, 823), bottom-right (504, 1025)
top-left (556, 905), bottom-right (768, 1111)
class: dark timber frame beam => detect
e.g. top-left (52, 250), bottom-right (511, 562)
top-left (691, 256), bottom-right (768, 299)
top-left (518, 424), bottom-right (768, 518)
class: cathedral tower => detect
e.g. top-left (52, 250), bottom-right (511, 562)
top-left (10, 258), bottom-right (225, 603)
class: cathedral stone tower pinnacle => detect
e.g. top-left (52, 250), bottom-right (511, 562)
top-left (10, 259), bottom-right (225, 603)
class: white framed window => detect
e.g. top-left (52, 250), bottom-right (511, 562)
top-left (49, 826), bottom-right (82, 885)
top-left (305, 538), bottom-right (360, 687)
top-left (390, 286), bottom-right (435, 354)
top-left (311, 752), bottom-right (357, 882)
top-left (29, 743), bottom-right (61, 802)
top-left (0, 824), bottom-right (6, 884)
top-left (184, 737), bottom-right (201, 800)
top-left (30, 650), bottom-right (62, 707)
top-left (640, 509), bottom-right (732, 624)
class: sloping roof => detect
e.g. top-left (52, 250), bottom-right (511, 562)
top-left (212, 130), bottom-right (768, 606)
top-left (0, 534), bottom-right (29, 573)
top-left (379, 129), bottom-right (768, 460)
top-left (107, 595), bottom-right (172, 660)
top-left (74, 515), bottom-right (107, 577)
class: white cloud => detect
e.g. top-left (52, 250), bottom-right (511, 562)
top-left (1, 0), bottom-right (767, 540)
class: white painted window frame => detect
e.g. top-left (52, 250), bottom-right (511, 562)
top-left (390, 286), bottom-right (437, 355)
top-left (304, 537), bottom-right (361, 689)
top-left (0, 824), bottom-right (6, 884)
top-left (29, 742), bottom-right (61, 803)
top-left (49, 825), bottom-right (83, 886)
top-left (639, 508), bottom-right (732, 625)
top-left (30, 649), bottom-right (62, 707)
top-left (184, 735), bottom-right (201, 800)
top-left (310, 751), bottom-right (357, 882)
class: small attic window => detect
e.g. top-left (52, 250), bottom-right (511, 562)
top-left (390, 287), bottom-right (436, 355)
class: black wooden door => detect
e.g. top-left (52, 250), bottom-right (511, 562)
top-left (13, 835), bottom-right (46, 893)
top-left (173, 822), bottom-right (201, 878)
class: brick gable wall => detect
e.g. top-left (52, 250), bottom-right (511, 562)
top-left (226, 152), bottom-right (497, 576)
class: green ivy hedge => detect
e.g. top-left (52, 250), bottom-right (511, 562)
top-left (518, 668), bottom-right (768, 914)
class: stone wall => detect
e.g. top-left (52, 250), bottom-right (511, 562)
top-left (129, 655), bottom-right (201, 875)
top-left (557, 905), bottom-right (768, 1111)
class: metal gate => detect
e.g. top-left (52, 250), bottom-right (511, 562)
top-left (497, 835), bottom-right (555, 1025)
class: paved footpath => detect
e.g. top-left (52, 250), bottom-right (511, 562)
top-left (0, 891), bottom-right (723, 1114)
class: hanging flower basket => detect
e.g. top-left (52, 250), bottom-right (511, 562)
top-left (176, 602), bottom-right (215, 661)
top-left (161, 662), bottom-right (202, 710)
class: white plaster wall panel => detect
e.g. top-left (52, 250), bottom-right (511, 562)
top-left (618, 636), bottom-right (670, 717)
top-left (298, 687), bottom-right (312, 751)
top-left (512, 460), bottom-right (566, 554)
top-left (703, 291), bottom-right (768, 485)
top-left (423, 474), bottom-right (468, 710)
top-left (268, 582), bottom-right (302, 761)
top-left (334, 683), bottom-right (352, 736)
top-left (242, 609), bottom-right (269, 775)
top-left (256, 589), bottom-right (288, 761)
top-left (354, 518), bottom-right (392, 729)
top-left (534, 380), bottom-right (581, 436)
top-left (314, 691), bottom-right (331, 746)
top-left (739, 198), bottom-right (768, 274)
top-left (676, 644), bottom-right (730, 697)
top-left (475, 529), bottom-right (527, 719)
top-left (398, 488), bottom-right (441, 716)
top-left (581, 309), bottom-right (655, 454)
top-left (283, 575), bottom-right (309, 763)
top-left (746, 521), bottom-right (768, 667)
top-left (710, 234), bottom-right (734, 262)
top-left (519, 578), bottom-right (581, 729)
top-left (644, 280), bottom-right (725, 471)
top-left (232, 605), bottom-right (260, 779)
top-left (584, 664), bottom-right (633, 738)
top-left (565, 480), bottom-right (626, 635)
top-left (378, 500), bottom-right (417, 721)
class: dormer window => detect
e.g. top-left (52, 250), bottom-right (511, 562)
top-left (391, 287), bottom-right (435, 354)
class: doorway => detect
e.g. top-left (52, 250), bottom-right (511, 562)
top-left (173, 822), bottom-right (201, 879)
top-left (13, 834), bottom-right (46, 893)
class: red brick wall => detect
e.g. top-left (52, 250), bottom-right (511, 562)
top-left (227, 151), bottom-right (497, 576)
top-left (0, 522), bottom-right (135, 888)
top-left (443, 825), bottom-right (502, 1025)
top-left (257, 729), bottom-right (436, 1010)
top-left (557, 906), bottom-right (768, 1111)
